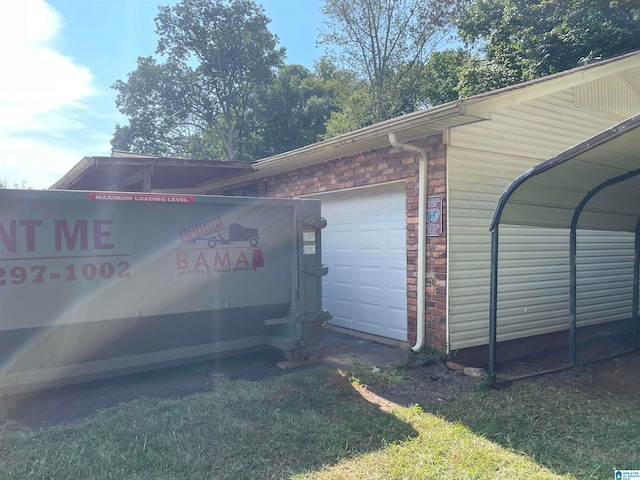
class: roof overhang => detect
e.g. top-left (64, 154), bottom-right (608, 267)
top-left (175, 101), bottom-right (488, 194)
top-left (50, 50), bottom-right (640, 195)
top-left (181, 50), bottom-right (640, 195)
top-left (491, 114), bottom-right (640, 233)
top-left (50, 155), bottom-right (253, 192)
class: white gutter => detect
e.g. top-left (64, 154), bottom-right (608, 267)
top-left (388, 133), bottom-right (427, 352)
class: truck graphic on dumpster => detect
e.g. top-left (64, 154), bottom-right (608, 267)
top-left (178, 216), bottom-right (259, 248)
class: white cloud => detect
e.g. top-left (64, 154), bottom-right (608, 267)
top-left (0, 137), bottom-right (107, 190)
top-left (0, 0), bottom-right (104, 188)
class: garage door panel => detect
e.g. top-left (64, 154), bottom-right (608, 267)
top-left (359, 265), bottom-right (383, 293)
top-left (324, 296), bottom-right (354, 325)
top-left (388, 267), bottom-right (407, 294)
top-left (388, 305), bottom-right (408, 335)
top-left (359, 229), bottom-right (385, 253)
top-left (323, 292), bottom-right (406, 329)
top-left (323, 261), bottom-right (404, 299)
top-left (313, 184), bottom-right (407, 341)
top-left (323, 264), bottom-right (355, 289)
top-left (358, 301), bottom-right (384, 328)
top-left (329, 230), bottom-right (356, 252)
top-left (388, 227), bottom-right (406, 253)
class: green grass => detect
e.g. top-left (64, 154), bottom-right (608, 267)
top-left (0, 363), bottom-right (637, 479)
top-left (425, 379), bottom-right (640, 479)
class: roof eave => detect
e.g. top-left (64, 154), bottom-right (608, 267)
top-left (185, 101), bottom-right (487, 194)
top-left (50, 157), bottom-right (96, 190)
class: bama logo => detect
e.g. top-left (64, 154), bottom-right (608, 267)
top-left (176, 217), bottom-right (264, 274)
top-left (176, 249), bottom-right (264, 273)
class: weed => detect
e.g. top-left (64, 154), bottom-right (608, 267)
top-left (476, 372), bottom-right (493, 392)
top-left (394, 345), bottom-right (444, 370)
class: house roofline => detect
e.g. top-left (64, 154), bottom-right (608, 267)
top-left (178, 49), bottom-right (640, 194)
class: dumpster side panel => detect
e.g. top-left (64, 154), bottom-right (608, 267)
top-left (0, 190), bottom-right (309, 394)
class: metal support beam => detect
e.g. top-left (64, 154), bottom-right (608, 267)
top-left (569, 168), bottom-right (640, 365)
top-left (569, 227), bottom-right (577, 365)
top-left (488, 226), bottom-right (499, 379)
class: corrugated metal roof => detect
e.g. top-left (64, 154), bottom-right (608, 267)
top-left (492, 114), bottom-right (640, 232)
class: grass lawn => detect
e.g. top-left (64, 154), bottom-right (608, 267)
top-left (0, 362), bottom-right (638, 479)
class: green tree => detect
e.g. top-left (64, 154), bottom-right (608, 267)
top-left (112, 0), bottom-right (285, 161)
top-left (251, 64), bottom-right (336, 157)
top-left (318, 0), bottom-right (463, 128)
top-left (251, 60), bottom-right (363, 153)
top-left (417, 48), bottom-right (471, 107)
top-left (456, 0), bottom-right (640, 96)
top-left (313, 56), bottom-right (367, 139)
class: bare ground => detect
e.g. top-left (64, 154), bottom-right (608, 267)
top-left (2, 328), bottom-right (637, 431)
top-left (0, 329), bottom-right (479, 430)
top-left (530, 352), bottom-right (640, 401)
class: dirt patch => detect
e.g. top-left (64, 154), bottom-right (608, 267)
top-left (529, 352), bottom-right (640, 401)
top-left (0, 332), bottom-right (478, 430)
top-left (358, 362), bottom-right (481, 409)
top-left (4, 329), bottom-right (636, 431)
top-left (0, 348), bottom-right (289, 430)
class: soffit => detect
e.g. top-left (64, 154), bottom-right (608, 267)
top-left (50, 156), bottom-right (253, 192)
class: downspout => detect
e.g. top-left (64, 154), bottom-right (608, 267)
top-left (389, 133), bottom-right (428, 352)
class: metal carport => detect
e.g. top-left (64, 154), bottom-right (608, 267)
top-left (489, 114), bottom-right (640, 378)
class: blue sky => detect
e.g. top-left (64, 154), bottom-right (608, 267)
top-left (1, 0), bottom-right (324, 189)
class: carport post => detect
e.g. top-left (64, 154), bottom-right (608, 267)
top-left (488, 226), bottom-right (499, 379)
top-left (569, 227), bottom-right (577, 365)
top-left (569, 168), bottom-right (640, 363)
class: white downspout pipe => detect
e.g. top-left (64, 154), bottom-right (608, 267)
top-left (389, 133), bottom-right (427, 352)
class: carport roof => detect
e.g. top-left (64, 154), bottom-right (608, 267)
top-left (50, 152), bottom-right (253, 192)
top-left (491, 114), bottom-right (640, 233)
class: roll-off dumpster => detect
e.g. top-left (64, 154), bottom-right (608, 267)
top-left (0, 189), bottom-right (330, 394)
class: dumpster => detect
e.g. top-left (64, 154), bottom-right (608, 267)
top-left (0, 189), bottom-right (330, 394)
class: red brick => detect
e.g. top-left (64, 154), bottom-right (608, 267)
top-left (214, 136), bottom-right (449, 349)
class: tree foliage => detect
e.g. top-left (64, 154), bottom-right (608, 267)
top-left (112, 0), bottom-right (640, 159)
top-left (318, 0), bottom-right (463, 130)
top-left (113, 0), bottom-right (285, 161)
top-left (455, 0), bottom-right (640, 96)
top-left (251, 62), bottom-right (349, 157)
top-left (418, 49), bottom-right (471, 107)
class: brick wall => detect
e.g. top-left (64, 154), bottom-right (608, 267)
top-left (212, 134), bottom-right (448, 350)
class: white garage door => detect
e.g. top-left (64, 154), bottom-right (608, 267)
top-left (312, 184), bottom-right (407, 341)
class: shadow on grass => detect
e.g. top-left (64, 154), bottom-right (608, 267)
top-left (0, 366), bottom-right (418, 480)
top-left (421, 362), bottom-right (640, 480)
top-left (0, 347), bottom-right (289, 430)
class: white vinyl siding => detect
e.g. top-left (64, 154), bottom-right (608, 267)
top-left (575, 74), bottom-right (640, 118)
top-left (447, 87), bottom-right (637, 350)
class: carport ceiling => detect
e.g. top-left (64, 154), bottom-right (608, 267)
top-left (50, 155), bottom-right (253, 192)
top-left (492, 114), bottom-right (640, 232)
